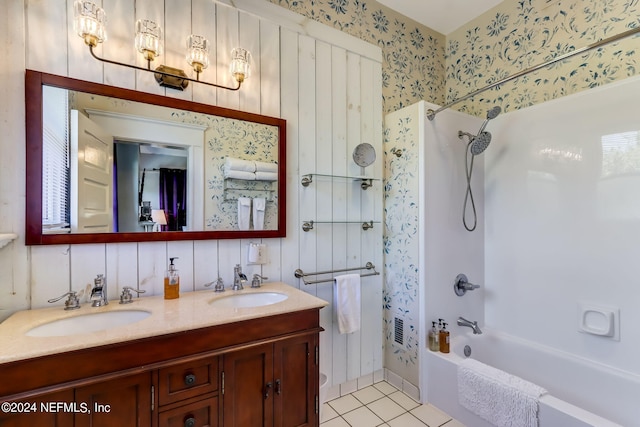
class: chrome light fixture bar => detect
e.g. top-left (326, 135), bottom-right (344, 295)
top-left (73, 0), bottom-right (251, 91)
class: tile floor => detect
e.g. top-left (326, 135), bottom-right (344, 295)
top-left (321, 381), bottom-right (465, 427)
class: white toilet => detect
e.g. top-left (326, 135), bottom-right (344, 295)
top-left (319, 372), bottom-right (328, 420)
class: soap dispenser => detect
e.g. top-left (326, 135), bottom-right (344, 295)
top-left (164, 257), bottom-right (180, 300)
top-left (439, 321), bottom-right (450, 353)
top-left (428, 321), bottom-right (439, 351)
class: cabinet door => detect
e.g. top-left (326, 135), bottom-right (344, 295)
top-left (274, 334), bottom-right (318, 427)
top-left (0, 389), bottom-right (74, 427)
top-left (74, 372), bottom-right (152, 427)
top-left (222, 343), bottom-right (274, 427)
top-left (158, 395), bottom-right (219, 427)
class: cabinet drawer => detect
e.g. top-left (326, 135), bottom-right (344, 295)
top-left (158, 396), bottom-right (219, 427)
top-left (158, 357), bottom-right (219, 406)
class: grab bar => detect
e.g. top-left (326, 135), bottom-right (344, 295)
top-left (294, 262), bottom-right (380, 285)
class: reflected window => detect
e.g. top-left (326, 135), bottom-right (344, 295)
top-left (601, 131), bottom-right (640, 178)
top-left (42, 86), bottom-right (70, 232)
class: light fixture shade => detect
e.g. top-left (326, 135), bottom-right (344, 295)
top-left (186, 35), bottom-right (210, 74)
top-left (229, 47), bottom-right (252, 83)
top-left (135, 19), bottom-right (163, 61)
top-left (151, 209), bottom-right (167, 225)
top-left (73, 0), bottom-right (107, 46)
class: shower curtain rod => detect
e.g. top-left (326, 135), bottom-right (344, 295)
top-left (426, 26), bottom-right (640, 120)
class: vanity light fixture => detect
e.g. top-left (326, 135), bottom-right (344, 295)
top-left (73, 0), bottom-right (251, 91)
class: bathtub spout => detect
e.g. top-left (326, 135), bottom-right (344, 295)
top-left (457, 317), bottom-right (482, 334)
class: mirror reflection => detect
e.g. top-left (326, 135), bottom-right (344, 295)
top-left (41, 86), bottom-right (279, 235)
top-left (27, 71), bottom-right (287, 245)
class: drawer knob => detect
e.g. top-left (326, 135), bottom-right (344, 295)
top-left (184, 416), bottom-right (196, 427)
top-left (184, 374), bottom-right (196, 386)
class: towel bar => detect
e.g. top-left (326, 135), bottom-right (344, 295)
top-left (294, 262), bottom-right (380, 285)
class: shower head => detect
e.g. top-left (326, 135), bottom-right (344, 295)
top-left (477, 105), bottom-right (502, 134)
top-left (470, 131), bottom-right (492, 155)
top-left (486, 106), bottom-right (501, 120)
top-left (458, 105), bottom-right (499, 156)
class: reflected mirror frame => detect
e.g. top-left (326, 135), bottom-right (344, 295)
top-left (25, 70), bottom-right (287, 245)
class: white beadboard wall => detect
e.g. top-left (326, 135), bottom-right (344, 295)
top-left (0, 0), bottom-right (382, 388)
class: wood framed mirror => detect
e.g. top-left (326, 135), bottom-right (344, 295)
top-left (25, 70), bottom-right (286, 245)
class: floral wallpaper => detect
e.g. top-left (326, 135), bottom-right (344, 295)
top-left (269, 0), bottom-right (639, 117)
top-left (204, 118), bottom-right (279, 230)
top-left (266, 0), bottom-right (446, 113)
top-left (446, 0), bottom-right (640, 116)
top-left (382, 104), bottom-right (420, 382)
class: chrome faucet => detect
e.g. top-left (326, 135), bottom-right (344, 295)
top-left (251, 274), bottom-right (268, 288)
top-left (90, 274), bottom-right (108, 307)
top-left (204, 277), bottom-right (226, 292)
top-left (233, 264), bottom-right (247, 291)
top-left (457, 316), bottom-right (482, 334)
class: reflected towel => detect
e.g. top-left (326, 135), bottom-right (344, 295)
top-left (237, 197), bottom-right (252, 230)
top-left (225, 157), bottom-right (256, 173)
top-left (253, 198), bottom-right (266, 230)
top-left (334, 274), bottom-right (361, 334)
top-left (255, 171), bottom-right (278, 181)
top-left (224, 170), bottom-right (256, 181)
top-left (255, 161), bottom-right (278, 173)
top-left (458, 358), bottom-right (547, 427)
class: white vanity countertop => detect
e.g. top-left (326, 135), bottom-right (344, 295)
top-left (0, 282), bottom-right (328, 365)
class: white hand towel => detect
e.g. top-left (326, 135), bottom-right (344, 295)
top-left (253, 197), bottom-right (266, 230)
top-left (334, 274), bottom-right (361, 334)
top-left (458, 358), bottom-right (547, 427)
top-left (255, 171), bottom-right (278, 181)
top-left (255, 161), bottom-right (278, 173)
top-left (237, 197), bottom-right (252, 230)
top-left (225, 157), bottom-right (256, 173)
top-left (224, 170), bottom-right (256, 181)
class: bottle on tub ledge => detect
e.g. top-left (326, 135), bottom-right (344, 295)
top-left (164, 257), bottom-right (180, 300)
top-left (428, 321), bottom-right (440, 351)
top-left (439, 319), bottom-right (450, 353)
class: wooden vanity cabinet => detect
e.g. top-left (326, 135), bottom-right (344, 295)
top-left (222, 333), bottom-right (318, 427)
top-left (0, 389), bottom-right (74, 427)
top-left (0, 308), bottom-right (321, 427)
top-left (0, 374), bottom-right (151, 427)
top-left (75, 372), bottom-right (152, 427)
top-left (273, 334), bottom-right (317, 427)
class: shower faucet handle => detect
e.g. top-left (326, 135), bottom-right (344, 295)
top-left (454, 273), bottom-right (480, 296)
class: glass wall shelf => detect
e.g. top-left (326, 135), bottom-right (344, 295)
top-left (301, 220), bottom-right (378, 232)
top-left (300, 174), bottom-right (380, 190)
top-left (223, 178), bottom-right (275, 201)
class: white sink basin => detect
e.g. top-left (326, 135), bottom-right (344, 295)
top-left (209, 292), bottom-right (288, 308)
top-left (26, 310), bottom-right (151, 337)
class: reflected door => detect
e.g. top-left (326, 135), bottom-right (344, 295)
top-left (70, 110), bottom-right (114, 233)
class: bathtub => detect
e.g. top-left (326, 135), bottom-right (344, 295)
top-left (424, 328), bottom-right (639, 427)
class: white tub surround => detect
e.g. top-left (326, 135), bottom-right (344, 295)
top-left (0, 282), bottom-right (327, 364)
top-left (485, 74), bottom-right (640, 374)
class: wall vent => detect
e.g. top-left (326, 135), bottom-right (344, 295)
top-left (394, 317), bottom-right (404, 347)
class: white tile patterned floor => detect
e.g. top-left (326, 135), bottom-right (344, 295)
top-left (321, 381), bottom-right (465, 427)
